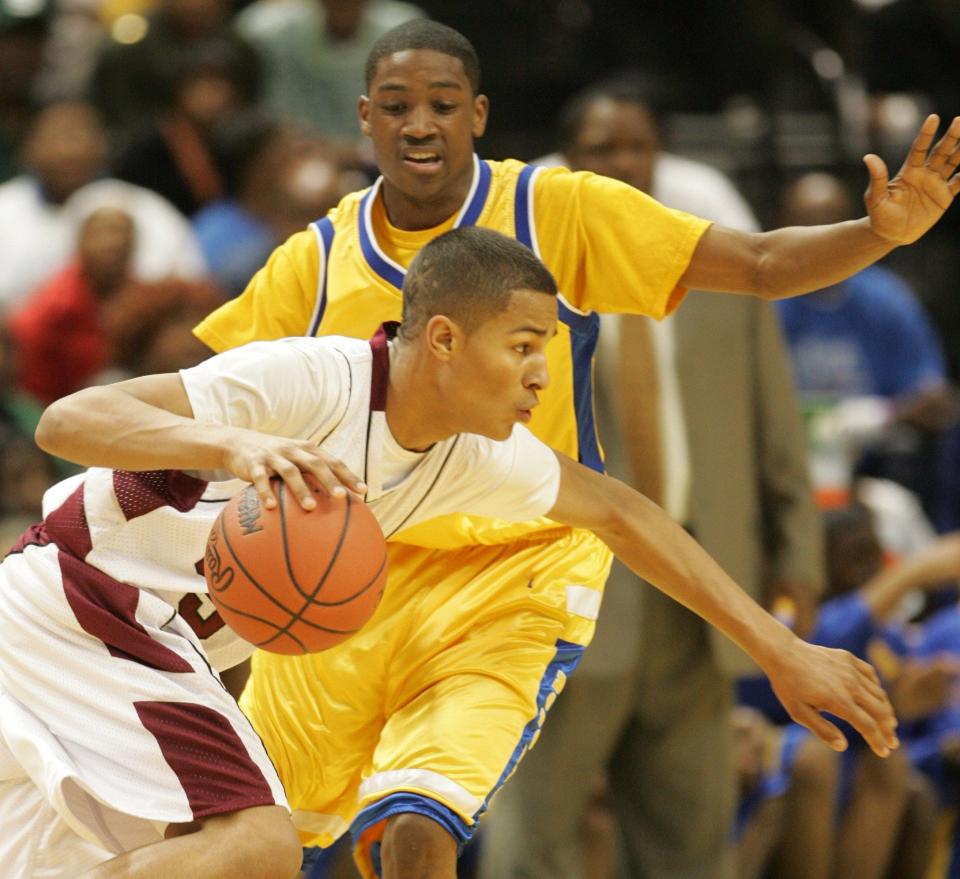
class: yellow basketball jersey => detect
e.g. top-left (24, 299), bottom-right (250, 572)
top-left (195, 157), bottom-right (709, 544)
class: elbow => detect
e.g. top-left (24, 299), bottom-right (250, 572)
top-left (746, 232), bottom-right (803, 300)
top-left (35, 398), bottom-right (74, 456)
top-left (593, 486), bottom-right (638, 550)
top-left (34, 405), bottom-right (61, 456)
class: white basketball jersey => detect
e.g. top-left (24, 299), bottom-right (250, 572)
top-left (27, 330), bottom-right (560, 668)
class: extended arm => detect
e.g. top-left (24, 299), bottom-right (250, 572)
top-left (35, 374), bottom-right (364, 508)
top-left (863, 532), bottom-right (960, 620)
top-left (681, 115), bottom-right (960, 298)
top-left (547, 453), bottom-right (898, 757)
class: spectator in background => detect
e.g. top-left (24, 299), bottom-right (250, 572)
top-left (191, 112), bottom-right (292, 295)
top-left (480, 79), bottom-right (823, 879)
top-left (860, 0), bottom-right (960, 388)
top-left (113, 38), bottom-right (261, 217)
top-left (0, 101), bottom-right (208, 311)
top-left (237, 0), bottom-right (422, 151)
top-left (89, 0), bottom-right (259, 147)
top-left (0, 0), bottom-right (49, 184)
top-left (776, 172), bottom-right (957, 515)
top-left (0, 324), bottom-right (57, 550)
top-left (194, 115), bottom-right (357, 296)
top-left (737, 507), bottom-right (960, 879)
top-left (106, 275), bottom-right (224, 375)
top-left (7, 205), bottom-right (134, 405)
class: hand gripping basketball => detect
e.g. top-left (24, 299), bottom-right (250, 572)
top-left (205, 478), bottom-right (388, 654)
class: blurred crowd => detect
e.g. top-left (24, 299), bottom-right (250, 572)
top-left (1, 0), bottom-right (960, 878)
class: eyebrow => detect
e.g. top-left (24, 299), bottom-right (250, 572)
top-left (510, 325), bottom-right (552, 336)
top-left (376, 80), bottom-right (465, 93)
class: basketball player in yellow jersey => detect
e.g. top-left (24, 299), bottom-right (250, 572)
top-left (193, 20), bottom-right (960, 879)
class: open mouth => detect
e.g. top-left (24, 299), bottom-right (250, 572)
top-left (402, 150), bottom-right (442, 168)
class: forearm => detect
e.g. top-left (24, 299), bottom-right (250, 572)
top-left (36, 385), bottom-right (233, 472)
top-left (686, 219), bottom-right (896, 299)
top-left (866, 533), bottom-right (960, 619)
top-left (595, 483), bottom-right (796, 668)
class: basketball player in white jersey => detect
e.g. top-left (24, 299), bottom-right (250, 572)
top-left (0, 228), bottom-right (895, 879)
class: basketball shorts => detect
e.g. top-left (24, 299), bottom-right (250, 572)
top-left (0, 539), bottom-right (288, 870)
top-left (241, 527), bottom-right (613, 878)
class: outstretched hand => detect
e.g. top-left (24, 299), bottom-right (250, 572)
top-left (864, 114), bottom-right (960, 245)
top-left (765, 638), bottom-right (899, 757)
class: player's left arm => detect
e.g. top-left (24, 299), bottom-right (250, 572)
top-left (546, 452), bottom-right (898, 758)
top-left (681, 115), bottom-right (960, 298)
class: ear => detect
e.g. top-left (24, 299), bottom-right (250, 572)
top-left (472, 94), bottom-right (489, 139)
top-left (358, 95), bottom-right (371, 136)
top-left (424, 315), bottom-right (463, 362)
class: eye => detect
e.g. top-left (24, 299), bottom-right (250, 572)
top-left (433, 102), bottom-right (458, 114)
top-left (380, 102), bottom-right (405, 114)
top-left (514, 343), bottom-right (531, 355)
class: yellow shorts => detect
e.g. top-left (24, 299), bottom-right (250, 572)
top-left (240, 527), bottom-right (612, 877)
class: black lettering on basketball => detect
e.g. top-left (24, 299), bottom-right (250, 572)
top-left (237, 489), bottom-right (264, 535)
top-left (205, 528), bottom-right (235, 593)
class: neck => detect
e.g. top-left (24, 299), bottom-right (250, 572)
top-left (379, 165), bottom-right (475, 231)
top-left (385, 343), bottom-right (454, 450)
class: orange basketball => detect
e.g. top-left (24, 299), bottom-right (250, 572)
top-left (204, 479), bottom-right (387, 654)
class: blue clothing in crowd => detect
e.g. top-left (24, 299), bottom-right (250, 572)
top-left (777, 265), bottom-right (946, 399)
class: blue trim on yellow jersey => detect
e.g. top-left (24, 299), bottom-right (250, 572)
top-left (358, 189), bottom-right (405, 290)
top-left (459, 159), bottom-right (492, 227)
top-left (347, 638), bottom-right (585, 868)
top-left (308, 217), bottom-right (335, 336)
top-left (351, 792), bottom-right (471, 873)
top-left (561, 305), bottom-right (603, 471)
top-left (478, 638), bottom-right (585, 818)
top-left (514, 165), bottom-right (604, 472)
top-left (357, 156), bottom-right (492, 294)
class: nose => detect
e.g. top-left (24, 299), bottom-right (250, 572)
top-left (525, 355), bottom-right (550, 392)
top-left (402, 105), bottom-right (437, 140)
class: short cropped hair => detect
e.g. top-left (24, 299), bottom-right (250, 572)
top-left (365, 20), bottom-right (481, 93)
top-left (557, 74), bottom-right (667, 150)
top-left (399, 227), bottom-right (557, 341)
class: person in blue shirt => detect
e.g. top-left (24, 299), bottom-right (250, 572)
top-left (737, 507), bottom-right (960, 879)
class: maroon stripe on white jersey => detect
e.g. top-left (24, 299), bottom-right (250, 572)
top-left (112, 470), bottom-right (208, 520)
top-left (135, 700), bottom-right (277, 819)
top-left (5, 521), bottom-right (51, 557)
top-left (58, 550), bottom-right (194, 673)
top-left (44, 483), bottom-right (93, 558)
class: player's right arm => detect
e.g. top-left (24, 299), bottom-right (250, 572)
top-left (35, 347), bottom-right (364, 508)
top-left (545, 452), bottom-right (899, 759)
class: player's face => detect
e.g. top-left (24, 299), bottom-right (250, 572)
top-left (359, 50), bottom-right (488, 208)
top-left (566, 98), bottom-right (658, 194)
top-left (452, 289), bottom-right (557, 440)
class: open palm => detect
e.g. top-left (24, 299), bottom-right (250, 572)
top-left (865, 114), bottom-right (960, 244)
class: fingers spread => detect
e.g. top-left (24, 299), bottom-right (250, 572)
top-left (929, 116), bottom-right (960, 173)
top-left (905, 113), bottom-right (941, 167)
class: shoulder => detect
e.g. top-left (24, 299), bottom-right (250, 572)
top-left (325, 187), bottom-right (367, 230)
top-left (235, 0), bottom-right (317, 42)
top-left (271, 334), bottom-right (371, 363)
top-left (0, 176), bottom-right (45, 218)
top-left (364, 0), bottom-right (425, 30)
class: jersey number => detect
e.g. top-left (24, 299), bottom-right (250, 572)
top-left (178, 592), bottom-right (226, 640)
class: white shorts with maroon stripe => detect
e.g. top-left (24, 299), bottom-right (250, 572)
top-left (0, 539), bottom-right (288, 864)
